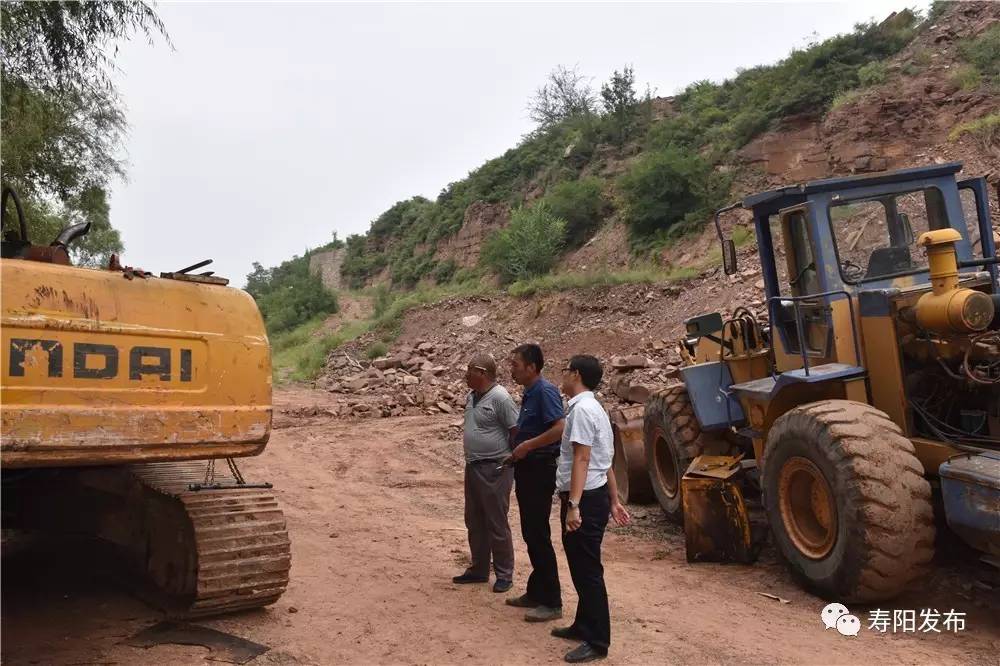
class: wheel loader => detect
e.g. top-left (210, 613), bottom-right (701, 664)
top-left (631, 163), bottom-right (999, 602)
top-left (0, 188), bottom-right (291, 617)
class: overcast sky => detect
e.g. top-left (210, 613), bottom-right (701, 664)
top-left (108, 1), bottom-right (929, 285)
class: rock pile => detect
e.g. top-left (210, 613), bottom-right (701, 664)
top-left (319, 341), bottom-right (472, 418)
top-left (317, 329), bottom-right (693, 420)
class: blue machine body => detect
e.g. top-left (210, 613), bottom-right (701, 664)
top-left (939, 451), bottom-right (1000, 557)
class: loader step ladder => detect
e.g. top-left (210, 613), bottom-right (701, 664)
top-left (730, 363), bottom-right (867, 402)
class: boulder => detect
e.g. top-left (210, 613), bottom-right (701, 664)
top-left (345, 376), bottom-right (369, 392)
top-left (462, 315), bottom-right (483, 328)
top-left (611, 355), bottom-right (650, 371)
top-left (627, 384), bottom-right (653, 405)
top-left (611, 374), bottom-right (632, 401)
top-left (373, 356), bottom-right (402, 370)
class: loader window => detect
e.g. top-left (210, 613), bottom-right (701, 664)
top-left (770, 209), bottom-right (831, 358)
top-left (828, 188), bottom-right (947, 283)
top-left (959, 187), bottom-right (984, 254)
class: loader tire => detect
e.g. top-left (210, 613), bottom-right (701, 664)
top-left (762, 400), bottom-right (934, 603)
top-left (643, 385), bottom-right (733, 522)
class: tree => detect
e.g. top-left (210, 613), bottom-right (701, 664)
top-left (1, 1), bottom-right (168, 264)
top-left (527, 65), bottom-right (597, 128)
top-left (481, 204), bottom-right (567, 283)
top-left (245, 253), bottom-right (338, 334)
top-left (600, 66), bottom-right (638, 145)
top-left (618, 146), bottom-right (724, 239)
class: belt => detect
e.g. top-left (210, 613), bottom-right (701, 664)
top-left (558, 484), bottom-right (608, 498)
top-left (469, 457), bottom-right (506, 466)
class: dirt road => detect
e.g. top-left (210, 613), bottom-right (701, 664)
top-left (3, 386), bottom-right (998, 665)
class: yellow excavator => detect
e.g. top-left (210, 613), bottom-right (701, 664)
top-left (1, 188), bottom-right (290, 617)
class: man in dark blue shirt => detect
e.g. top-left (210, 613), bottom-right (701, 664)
top-left (504, 343), bottom-right (566, 622)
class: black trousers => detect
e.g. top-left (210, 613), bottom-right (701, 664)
top-left (560, 485), bottom-right (610, 654)
top-left (513, 455), bottom-right (561, 608)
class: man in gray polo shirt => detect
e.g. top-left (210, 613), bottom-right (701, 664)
top-left (453, 353), bottom-right (520, 592)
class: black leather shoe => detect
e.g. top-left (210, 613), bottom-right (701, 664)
top-left (452, 572), bottom-right (488, 584)
top-left (564, 643), bottom-right (605, 663)
top-left (551, 625), bottom-right (584, 641)
top-left (493, 579), bottom-right (513, 593)
top-left (505, 593), bottom-right (537, 608)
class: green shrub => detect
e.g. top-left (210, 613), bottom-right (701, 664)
top-left (857, 60), bottom-right (888, 86)
top-left (928, 1), bottom-right (952, 23)
top-left (539, 178), bottom-right (607, 247)
top-left (958, 24), bottom-right (1000, 88)
top-left (366, 341), bottom-right (389, 359)
top-left (272, 319), bottom-right (372, 382)
top-left (948, 113), bottom-right (1000, 149)
top-left (951, 64), bottom-right (982, 91)
top-left (246, 255), bottom-right (338, 334)
top-left (830, 89), bottom-right (863, 110)
top-left (507, 266), bottom-right (673, 297)
top-left (617, 146), bottom-right (725, 239)
top-left (481, 204), bottom-right (567, 284)
top-left (431, 259), bottom-right (458, 283)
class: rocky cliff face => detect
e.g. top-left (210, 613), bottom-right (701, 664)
top-left (433, 201), bottom-right (510, 268)
top-left (739, 4), bottom-right (999, 181)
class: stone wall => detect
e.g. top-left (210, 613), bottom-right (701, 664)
top-left (309, 248), bottom-right (346, 291)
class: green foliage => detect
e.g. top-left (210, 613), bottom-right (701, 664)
top-left (508, 266), bottom-right (677, 297)
top-left (538, 178), bottom-right (607, 246)
top-left (528, 65), bottom-right (597, 128)
top-left (646, 13), bottom-right (920, 161)
top-left (366, 341), bottom-right (389, 359)
top-left (390, 250), bottom-right (437, 289)
top-left (951, 64), bottom-right (982, 91)
top-left (948, 113), bottom-right (1000, 149)
top-left (431, 259), bottom-right (458, 283)
top-left (481, 205), bottom-right (567, 284)
top-left (928, 1), bottom-right (952, 23)
top-left (857, 60), bottom-right (888, 86)
top-left (246, 254), bottom-right (338, 334)
top-left (369, 281), bottom-right (493, 338)
top-left (830, 89), bottom-right (864, 110)
top-left (310, 13), bottom-right (925, 287)
top-left (600, 66), bottom-right (639, 145)
top-left (957, 24), bottom-right (1000, 88)
top-left (617, 146), bottom-right (728, 240)
top-left (1, 1), bottom-right (168, 264)
top-left (340, 121), bottom-right (578, 289)
top-left (272, 318), bottom-right (371, 382)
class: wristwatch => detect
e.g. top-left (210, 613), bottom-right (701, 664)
top-left (568, 499), bottom-right (580, 510)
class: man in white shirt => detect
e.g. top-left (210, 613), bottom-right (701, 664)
top-left (551, 355), bottom-right (629, 663)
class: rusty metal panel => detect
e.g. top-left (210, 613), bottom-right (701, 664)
top-left (682, 455), bottom-right (757, 564)
top-left (1, 259), bottom-right (272, 467)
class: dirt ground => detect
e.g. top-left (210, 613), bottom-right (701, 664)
top-left (3, 386), bottom-right (998, 665)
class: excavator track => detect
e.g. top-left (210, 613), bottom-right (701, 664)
top-left (129, 461), bottom-right (292, 617)
top-left (1, 461), bottom-right (291, 618)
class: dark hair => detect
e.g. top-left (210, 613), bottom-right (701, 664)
top-left (511, 343), bottom-right (544, 372)
top-left (569, 355), bottom-right (602, 390)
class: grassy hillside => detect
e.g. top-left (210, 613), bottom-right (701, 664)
top-left (249, 1), bottom-right (1000, 380)
top-left (337, 9), bottom-right (925, 287)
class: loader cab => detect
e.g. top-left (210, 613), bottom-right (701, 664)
top-left (742, 162), bottom-right (997, 373)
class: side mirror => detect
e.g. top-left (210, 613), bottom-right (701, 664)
top-left (722, 239), bottom-right (738, 275)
